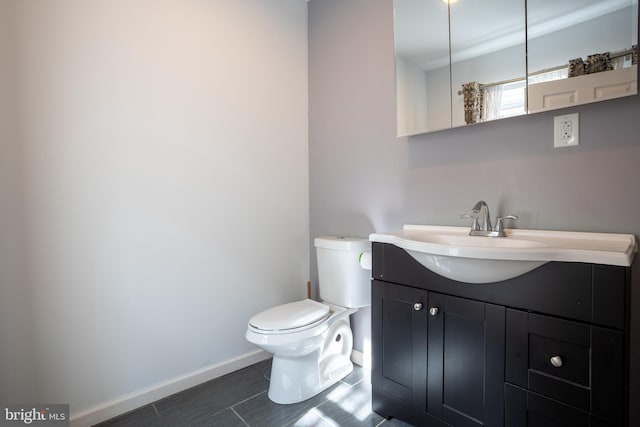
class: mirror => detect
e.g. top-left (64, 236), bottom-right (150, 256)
top-left (394, 0), bottom-right (451, 136)
top-left (527, 0), bottom-right (638, 112)
top-left (394, 0), bottom-right (638, 137)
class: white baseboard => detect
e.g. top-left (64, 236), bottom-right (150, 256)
top-left (70, 349), bottom-right (271, 427)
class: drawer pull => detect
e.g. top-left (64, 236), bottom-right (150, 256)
top-left (413, 303), bottom-right (423, 311)
top-left (429, 307), bottom-right (439, 316)
top-left (550, 355), bottom-right (563, 368)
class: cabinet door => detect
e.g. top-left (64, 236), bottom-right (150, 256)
top-left (428, 293), bottom-right (505, 427)
top-left (372, 280), bottom-right (429, 411)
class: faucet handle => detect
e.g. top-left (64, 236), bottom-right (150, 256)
top-left (494, 215), bottom-right (518, 232)
top-left (461, 213), bottom-right (481, 231)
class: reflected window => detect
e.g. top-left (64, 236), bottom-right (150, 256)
top-left (495, 80), bottom-right (526, 119)
top-left (485, 67), bottom-right (573, 121)
top-left (529, 68), bottom-right (569, 84)
top-left (481, 80), bottom-right (526, 122)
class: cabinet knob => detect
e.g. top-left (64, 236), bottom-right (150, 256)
top-left (413, 302), bottom-right (423, 311)
top-left (429, 307), bottom-right (439, 316)
top-left (550, 355), bottom-right (563, 368)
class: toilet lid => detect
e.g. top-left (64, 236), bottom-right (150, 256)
top-left (249, 299), bottom-right (330, 332)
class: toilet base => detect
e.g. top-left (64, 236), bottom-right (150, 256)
top-left (267, 318), bottom-right (354, 404)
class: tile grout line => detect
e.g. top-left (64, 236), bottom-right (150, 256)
top-left (230, 407), bottom-right (251, 427)
top-left (309, 407), bottom-right (337, 427)
top-left (150, 403), bottom-right (166, 426)
top-left (304, 373), bottom-right (363, 420)
top-left (229, 390), bottom-right (268, 410)
top-left (220, 389), bottom-right (269, 419)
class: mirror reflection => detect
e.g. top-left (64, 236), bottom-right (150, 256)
top-left (394, 0), bottom-right (451, 136)
top-left (449, 0), bottom-right (526, 127)
top-left (527, 0), bottom-right (638, 112)
top-left (394, 0), bottom-right (639, 137)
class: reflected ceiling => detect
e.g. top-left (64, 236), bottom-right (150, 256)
top-left (394, 0), bottom-right (632, 71)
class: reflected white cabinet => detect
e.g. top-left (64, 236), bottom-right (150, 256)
top-left (529, 65), bottom-right (638, 112)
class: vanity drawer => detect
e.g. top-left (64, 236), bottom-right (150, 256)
top-left (505, 384), bottom-right (621, 427)
top-left (528, 321), bottom-right (590, 388)
top-left (506, 309), bottom-right (624, 422)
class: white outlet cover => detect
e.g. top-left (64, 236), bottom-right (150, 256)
top-left (554, 113), bottom-right (579, 147)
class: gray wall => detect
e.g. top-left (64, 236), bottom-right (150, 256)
top-left (0, 1), bottom-right (309, 420)
top-left (308, 0), bottom-right (640, 423)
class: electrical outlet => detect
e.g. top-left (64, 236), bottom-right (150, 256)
top-left (554, 113), bottom-right (579, 147)
top-left (561, 120), bottom-right (572, 140)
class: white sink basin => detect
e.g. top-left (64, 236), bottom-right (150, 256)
top-left (369, 225), bottom-right (637, 284)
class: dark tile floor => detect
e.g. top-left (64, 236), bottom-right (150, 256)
top-left (95, 359), bottom-right (414, 427)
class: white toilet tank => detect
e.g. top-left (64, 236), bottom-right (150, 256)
top-left (314, 236), bottom-right (371, 308)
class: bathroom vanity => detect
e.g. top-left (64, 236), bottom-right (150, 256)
top-left (370, 232), bottom-right (634, 427)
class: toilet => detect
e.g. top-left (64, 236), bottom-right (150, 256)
top-left (245, 236), bottom-right (371, 404)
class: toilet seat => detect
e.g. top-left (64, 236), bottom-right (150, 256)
top-left (248, 299), bottom-right (331, 335)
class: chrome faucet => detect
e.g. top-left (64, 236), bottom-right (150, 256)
top-left (461, 200), bottom-right (518, 237)
top-left (472, 200), bottom-right (492, 232)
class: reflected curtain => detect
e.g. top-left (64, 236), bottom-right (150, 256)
top-left (462, 82), bottom-right (483, 124)
top-left (481, 85), bottom-right (503, 122)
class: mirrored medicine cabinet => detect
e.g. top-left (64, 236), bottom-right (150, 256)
top-left (394, 0), bottom-right (639, 137)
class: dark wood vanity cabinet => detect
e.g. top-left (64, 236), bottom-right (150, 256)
top-left (372, 281), bottom-right (505, 427)
top-left (371, 242), bottom-right (631, 427)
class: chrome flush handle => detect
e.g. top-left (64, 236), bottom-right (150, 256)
top-left (413, 303), bottom-right (423, 311)
top-left (429, 307), bottom-right (439, 316)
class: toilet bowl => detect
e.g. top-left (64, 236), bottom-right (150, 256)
top-left (246, 299), bottom-right (356, 403)
top-left (245, 236), bottom-right (370, 404)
